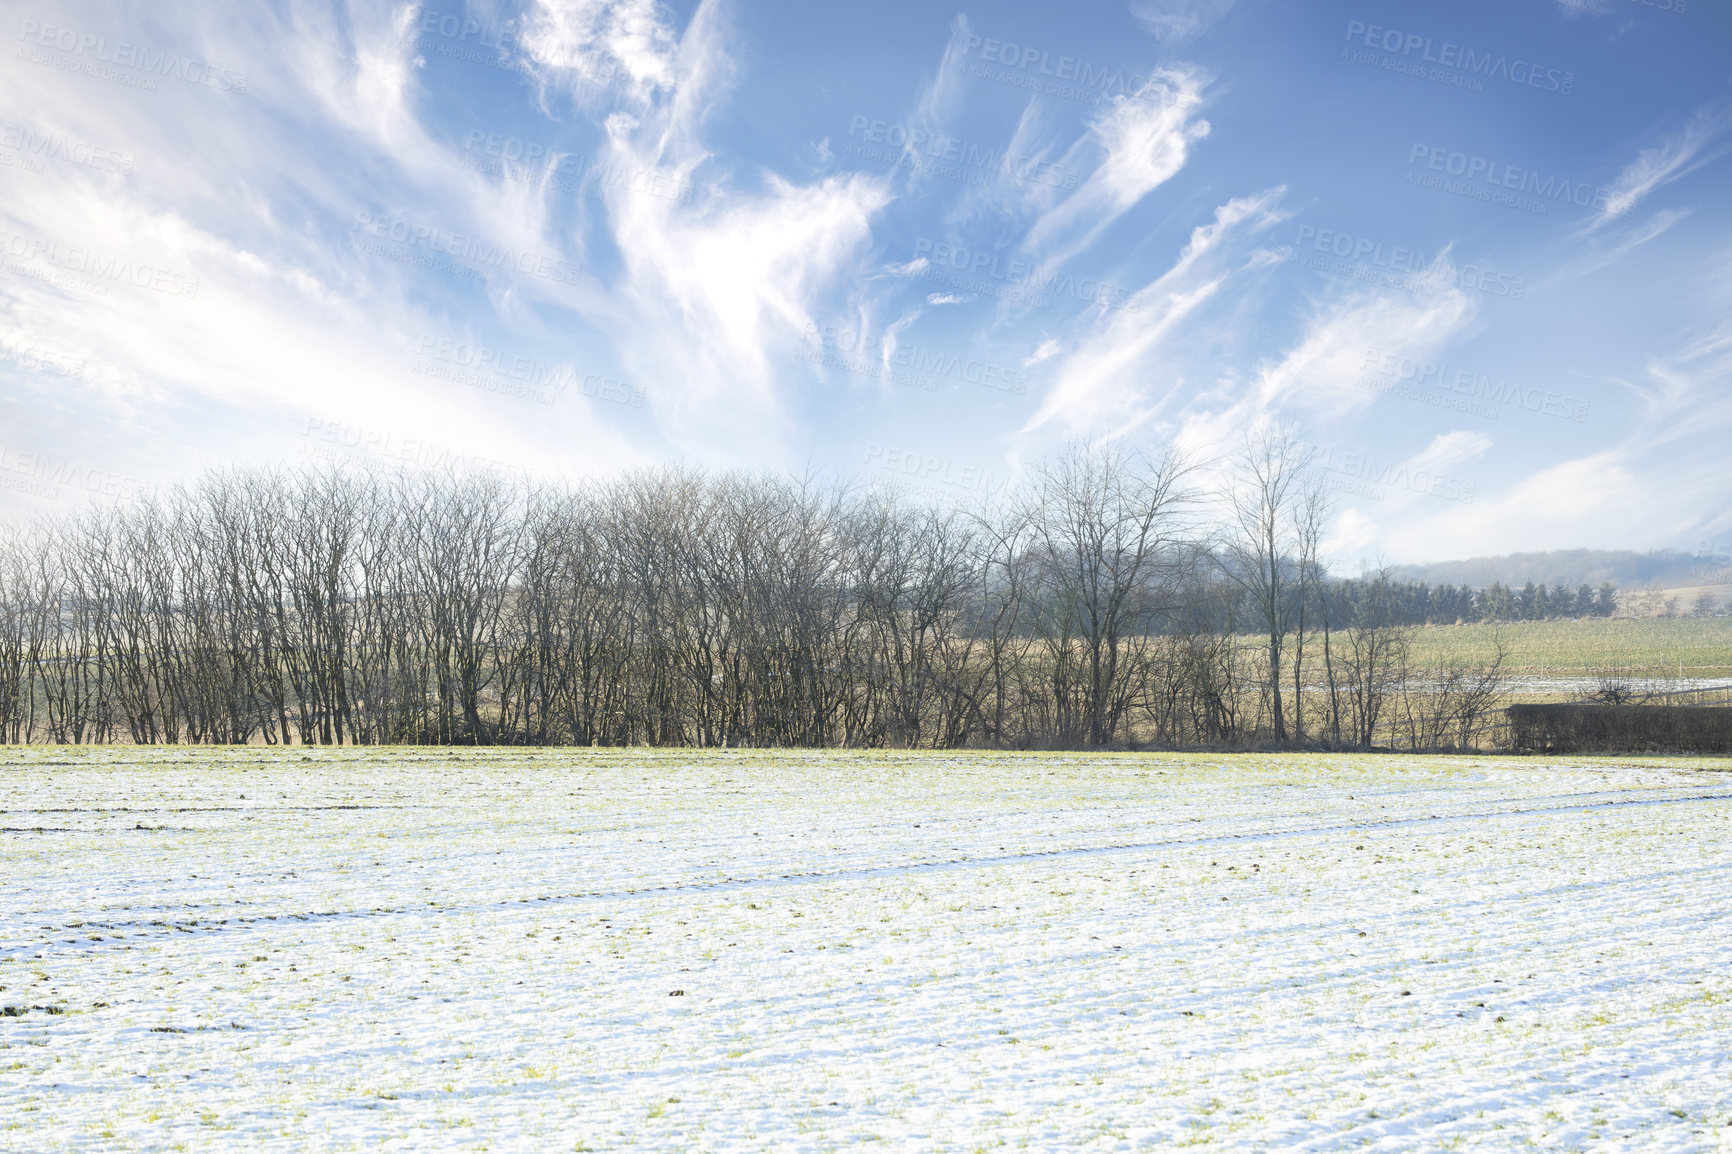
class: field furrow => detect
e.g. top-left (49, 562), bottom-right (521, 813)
top-left (2, 748), bottom-right (1728, 1151)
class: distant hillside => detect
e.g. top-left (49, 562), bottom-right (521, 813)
top-left (1386, 549), bottom-right (1732, 591)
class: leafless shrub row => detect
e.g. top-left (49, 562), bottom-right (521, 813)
top-left (0, 440), bottom-right (1505, 749)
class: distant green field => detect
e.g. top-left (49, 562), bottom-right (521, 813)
top-left (1404, 617), bottom-right (1732, 678)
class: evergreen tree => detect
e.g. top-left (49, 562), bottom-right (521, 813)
top-left (1479, 582), bottom-right (1513, 621)
top-left (1597, 582), bottom-right (1618, 617)
top-left (1518, 581), bottom-right (1541, 620)
top-left (1549, 584), bottom-right (1571, 619)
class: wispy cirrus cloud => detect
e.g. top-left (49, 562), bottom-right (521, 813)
top-left (1548, 207), bottom-right (1690, 285)
top-left (1157, 245), bottom-right (1478, 505)
top-left (1346, 316), bottom-right (1732, 562)
top-left (1636, 317), bottom-right (1732, 442)
top-left (0, 0), bottom-right (649, 502)
top-left (1584, 102), bottom-right (1732, 232)
top-left (1132, 0), bottom-right (1237, 43)
top-left (1253, 259), bottom-right (1476, 419)
top-left (1022, 69), bottom-right (1211, 271)
top-left (1552, 0), bottom-right (1614, 16)
top-left (518, 0), bottom-right (893, 454)
top-left (521, 0), bottom-right (681, 105)
top-left (1020, 188), bottom-right (1286, 444)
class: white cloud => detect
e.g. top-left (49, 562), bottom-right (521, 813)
top-left (1152, 249), bottom-right (1480, 533)
top-left (871, 309), bottom-right (924, 388)
top-left (1636, 319), bottom-right (1732, 446)
top-left (1362, 429), bottom-right (1494, 520)
top-left (1585, 103), bottom-right (1732, 231)
top-left (934, 97), bottom-right (1071, 236)
top-left (909, 16), bottom-right (976, 151)
top-left (1132, 0), bottom-right (1237, 43)
top-left (1023, 338), bottom-right (1062, 367)
top-left (289, 3), bottom-right (430, 155)
top-left (1365, 451), bottom-right (1644, 564)
top-left (1550, 208), bottom-right (1690, 284)
top-left (1339, 318), bottom-right (1732, 563)
top-left (605, 167), bottom-right (890, 443)
top-left (1023, 70), bottom-right (1211, 271)
top-left (1019, 189), bottom-right (1285, 444)
top-left (1409, 429), bottom-right (1493, 472)
top-left (517, 0), bottom-right (894, 452)
top-left (521, 0), bottom-right (680, 104)
top-left (1254, 259), bottom-right (1476, 419)
top-left (0, 0), bottom-right (651, 515)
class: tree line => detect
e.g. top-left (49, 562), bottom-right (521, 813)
top-left (1329, 576), bottom-right (1618, 626)
top-left (0, 440), bottom-right (1569, 750)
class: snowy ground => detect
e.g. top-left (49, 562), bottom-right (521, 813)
top-left (3, 747), bottom-right (1731, 1152)
top-left (1499, 676), bottom-right (1732, 696)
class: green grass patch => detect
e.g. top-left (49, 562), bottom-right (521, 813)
top-left (1400, 618), bottom-right (1732, 678)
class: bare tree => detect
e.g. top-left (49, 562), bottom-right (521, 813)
top-left (952, 505), bottom-right (1037, 746)
top-left (1218, 432), bottom-right (1321, 743)
top-left (1398, 630), bottom-right (1509, 750)
top-left (1336, 572), bottom-right (1415, 749)
top-left (1287, 482), bottom-right (1330, 742)
top-left (0, 448), bottom-right (1573, 753)
top-left (0, 525), bottom-right (53, 743)
top-left (1023, 442), bottom-right (1190, 746)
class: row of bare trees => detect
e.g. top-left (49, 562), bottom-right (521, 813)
top-left (0, 440), bottom-right (1506, 749)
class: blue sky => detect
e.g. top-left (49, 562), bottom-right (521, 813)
top-left (1, 0), bottom-right (1728, 565)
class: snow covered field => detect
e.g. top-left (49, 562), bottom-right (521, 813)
top-left (3, 748), bottom-right (1731, 1152)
